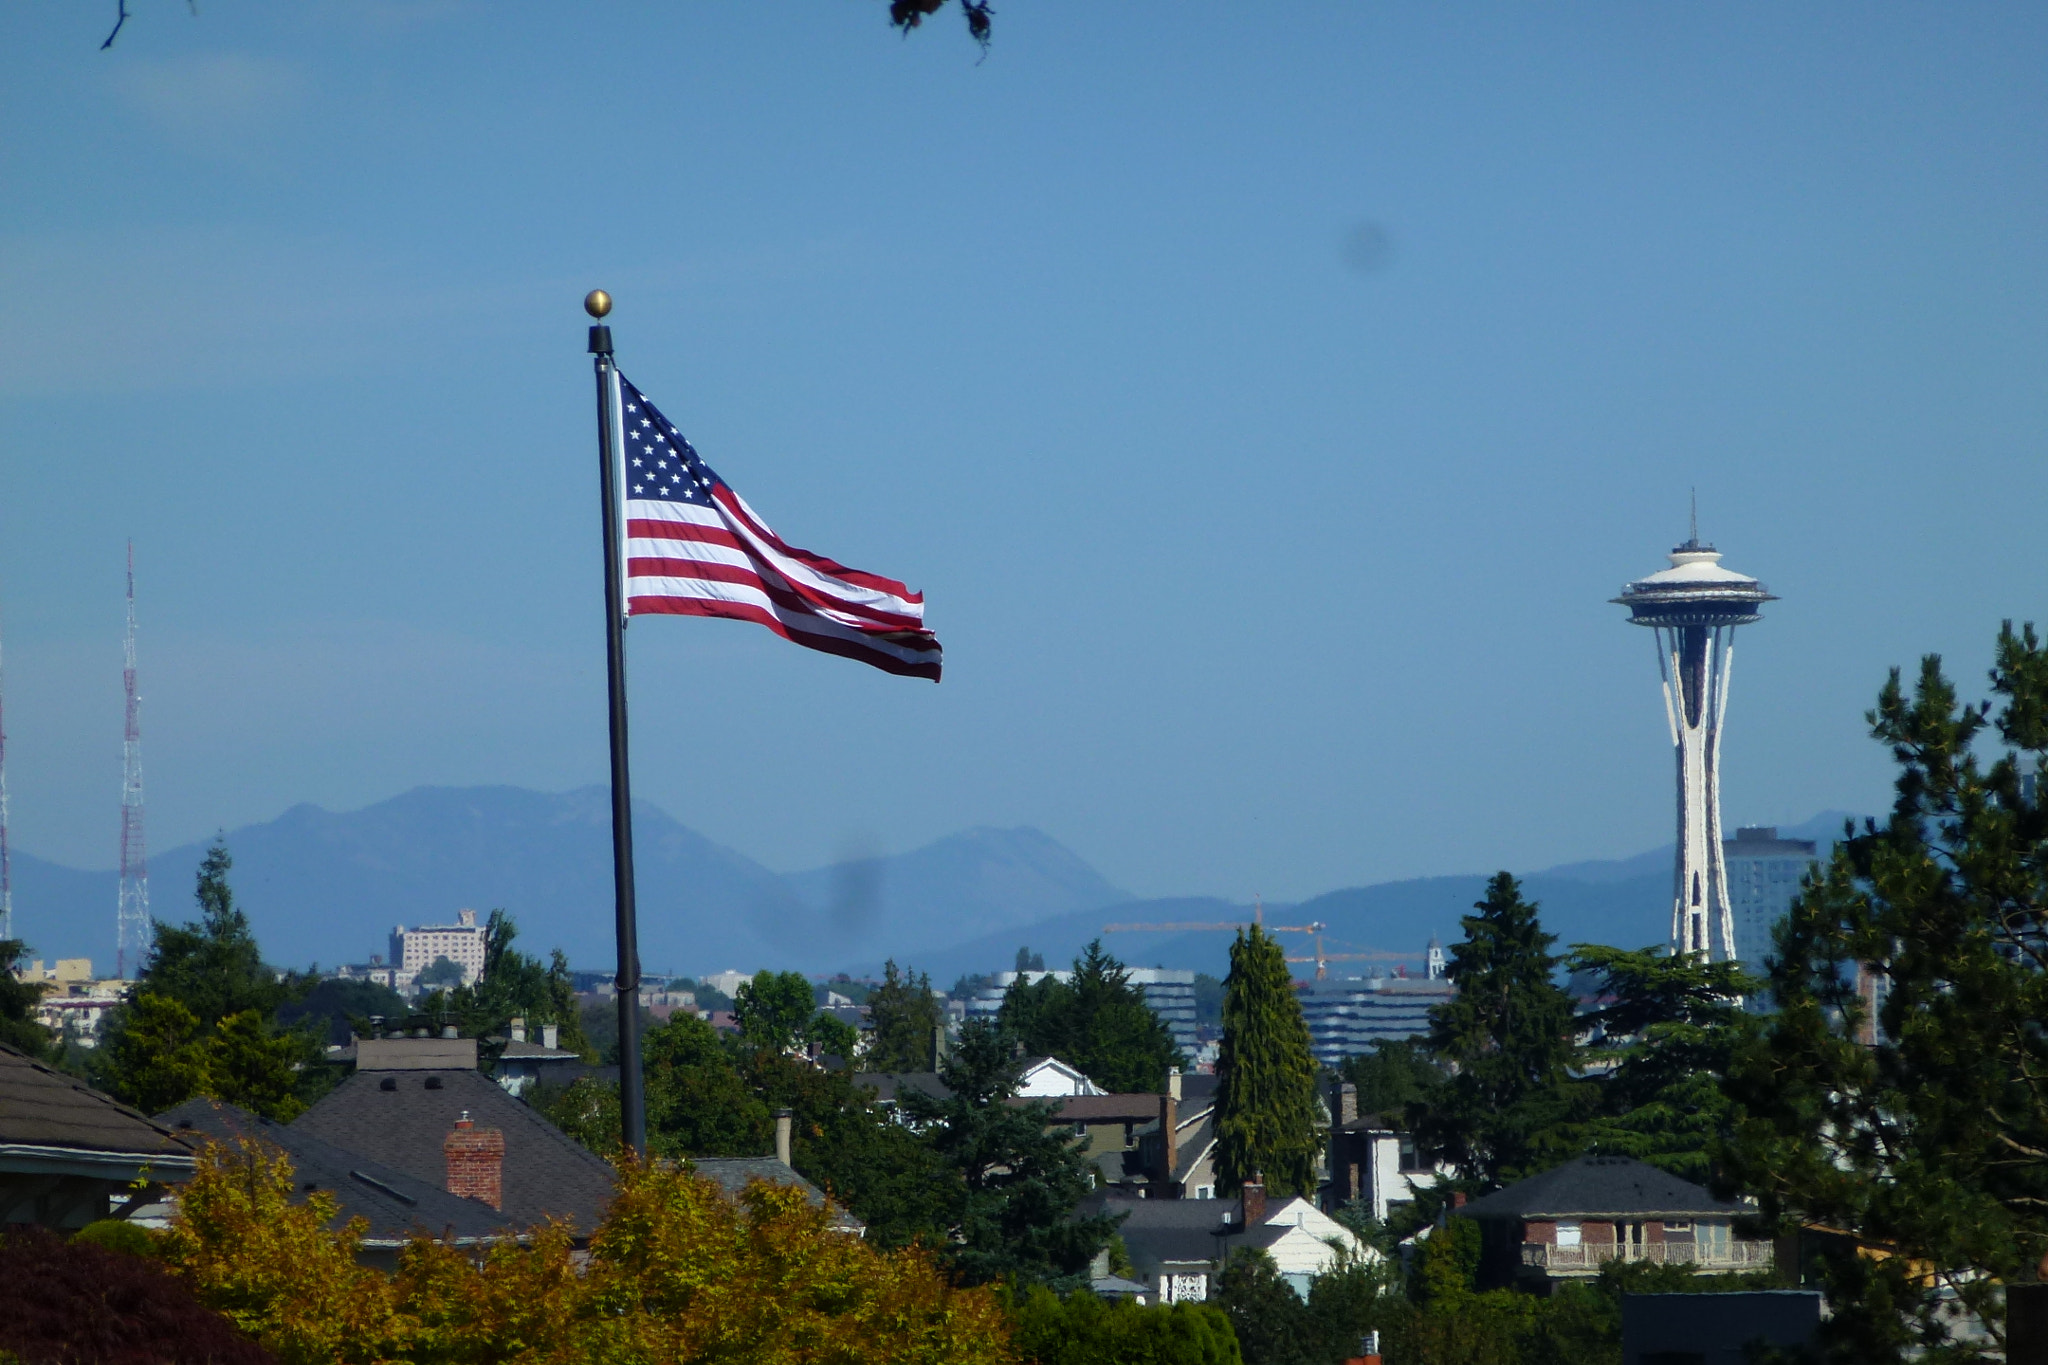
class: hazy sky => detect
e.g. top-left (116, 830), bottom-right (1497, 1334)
top-left (2, 4), bottom-right (2043, 900)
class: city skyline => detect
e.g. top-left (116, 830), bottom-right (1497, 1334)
top-left (1, 6), bottom-right (2043, 904)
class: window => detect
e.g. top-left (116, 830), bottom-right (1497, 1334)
top-left (1555, 1220), bottom-right (1582, 1248)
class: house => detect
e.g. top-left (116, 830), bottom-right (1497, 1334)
top-left (1458, 1154), bottom-right (1772, 1290)
top-left (158, 1096), bottom-right (506, 1269)
top-left (1127, 1071), bottom-right (1221, 1199)
top-left (0, 1042), bottom-right (195, 1230)
top-left (1016, 1056), bottom-right (1105, 1097)
top-left (689, 1109), bottom-right (863, 1235)
top-left (491, 1018), bottom-right (585, 1097)
top-left (1086, 1177), bottom-right (1375, 1304)
top-left (291, 1035), bottom-right (617, 1237)
top-left (1322, 1080), bottom-right (1441, 1222)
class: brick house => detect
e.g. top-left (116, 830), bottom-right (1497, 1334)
top-left (1458, 1154), bottom-right (1771, 1290)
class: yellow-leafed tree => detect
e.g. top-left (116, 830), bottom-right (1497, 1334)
top-left (160, 1138), bottom-right (1014, 1365)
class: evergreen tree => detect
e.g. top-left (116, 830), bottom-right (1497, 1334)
top-left (438, 912), bottom-right (591, 1058)
top-left (734, 969), bottom-right (825, 1054)
top-left (1720, 624), bottom-right (2048, 1359)
top-left (998, 940), bottom-right (1184, 1093)
top-left (899, 1019), bottom-right (1118, 1285)
top-left (1417, 873), bottom-right (1584, 1187)
top-left (1558, 944), bottom-right (1757, 1182)
top-left (864, 959), bottom-right (944, 1072)
top-left (0, 940), bottom-right (52, 1059)
top-left (1213, 925), bottom-right (1323, 1198)
top-left (1338, 1038), bottom-right (1442, 1119)
top-left (93, 842), bottom-right (325, 1119)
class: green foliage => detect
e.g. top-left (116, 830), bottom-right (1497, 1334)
top-left (1215, 1249), bottom-right (1319, 1365)
top-left (1193, 972), bottom-right (1224, 1029)
top-left (275, 977), bottom-right (407, 1047)
top-left (1009, 1284), bottom-right (1241, 1365)
top-left (1556, 944), bottom-right (1759, 1181)
top-left (431, 914), bottom-right (591, 1060)
top-left (0, 940), bottom-right (52, 1059)
top-left (864, 959), bottom-right (944, 1072)
top-left (73, 1218), bottom-right (158, 1258)
top-left (1417, 872), bottom-right (1586, 1187)
top-left (900, 1019), bottom-right (1119, 1285)
top-left (99, 993), bottom-right (214, 1113)
top-left (137, 843), bottom-right (296, 1024)
top-left (998, 940), bottom-right (1184, 1093)
top-left (413, 956), bottom-right (465, 989)
top-left (1720, 623), bottom-right (2048, 1360)
top-left (1411, 1216), bottom-right (1481, 1309)
top-left (1213, 926), bottom-right (1322, 1198)
top-left (734, 969), bottom-right (846, 1055)
top-left (1337, 1037), bottom-right (1440, 1118)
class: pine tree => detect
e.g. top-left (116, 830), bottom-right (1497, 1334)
top-left (997, 939), bottom-right (1184, 1093)
top-left (865, 959), bottom-right (944, 1072)
top-left (1720, 624), bottom-right (2048, 1359)
top-left (1214, 925), bottom-right (1323, 1198)
top-left (1418, 872), bottom-right (1584, 1187)
top-left (0, 940), bottom-right (52, 1059)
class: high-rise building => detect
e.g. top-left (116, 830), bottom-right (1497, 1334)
top-left (1614, 526), bottom-right (1775, 959)
top-left (389, 909), bottom-right (488, 987)
top-left (1723, 826), bottom-right (1818, 969)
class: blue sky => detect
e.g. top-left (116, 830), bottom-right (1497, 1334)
top-left (1, 3), bottom-right (2043, 900)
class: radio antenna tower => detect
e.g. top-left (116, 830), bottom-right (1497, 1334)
top-left (0, 593), bottom-right (12, 944)
top-left (117, 543), bottom-right (149, 978)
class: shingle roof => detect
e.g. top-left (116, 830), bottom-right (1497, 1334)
top-left (292, 1067), bottom-right (616, 1234)
top-left (1460, 1155), bottom-right (1747, 1221)
top-left (1053, 1094), bottom-right (1162, 1123)
top-left (852, 1072), bottom-right (953, 1104)
top-left (157, 1097), bottom-right (506, 1245)
top-left (0, 1043), bottom-right (193, 1164)
top-left (1081, 1192), bottom-right (1234, 1269)
top-left (689, 1157), bottom-right (863, 1234)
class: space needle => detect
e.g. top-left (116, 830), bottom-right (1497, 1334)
top-left (1614, 516), bottom-right (1775, 960)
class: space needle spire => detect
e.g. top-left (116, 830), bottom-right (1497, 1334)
top-left (1614, 521), bottom-right (1775, 960)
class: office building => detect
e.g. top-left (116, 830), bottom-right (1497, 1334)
top-left (1723, 825), bottom-right (1818, 969)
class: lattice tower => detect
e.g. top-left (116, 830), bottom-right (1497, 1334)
top-left (0, 594), bottom-right (11, 944)
top-left (117, 543), bottom-right (148, 978)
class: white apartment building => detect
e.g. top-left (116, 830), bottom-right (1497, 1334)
top-left (389, 909), bottom-right (488, 987)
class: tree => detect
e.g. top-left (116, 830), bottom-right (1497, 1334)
top-left (0, 939), bottom-right (52, 1059)
top-left (1417, 873), bottom-right (1585, 1187)
top-left (1338, 1038), bottom-right (1441, 1119)
top-left (1213, 925), bottom-right (1323, 1199)
top-left (414, 956), bottom-right (465, 990)
top-left (158, 1137), bottom-right (1012, 1365)
top-left (999, 940), bottom-right (1185, 1093)
top-left (1009, 1283), bottom-right (1241, 1365)
top-left (899, 1019), bottom-right (1119, 1285)
top-left (432, 912), bottom-right (592, 1060)
top-left (1014, 945), bottom-right (1046, 973)
top-left (93, 843), bottom-right (326, 1119)
top-left (888, 0), bottom-right (994, 47)
top-left (276, 977), bottom-right (408, 1047)
top-left (734, 969), bottom-right (829, 1054)
top-left (1559, 944), bottom-right (1757, 1182)
top-left (1215, 1248), bottom-right (1320, 1365)
top-left (1720, 623), bottom-right (2048, 1361)
top-left (864, 959), bottom-right (945, 1072)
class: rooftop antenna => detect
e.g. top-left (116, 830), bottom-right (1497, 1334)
top-left (0, 592), bottom-right (11, 944)
top-left (116, 543), bottom-right (149, 979)
top-left (1689, 489), bottom-right (1699, 546)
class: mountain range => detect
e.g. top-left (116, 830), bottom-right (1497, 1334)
top-left (4, 787), bottom-right (1859, 986)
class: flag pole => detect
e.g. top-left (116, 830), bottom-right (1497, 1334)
top-left (586, 290), bottom-right (646, 1157)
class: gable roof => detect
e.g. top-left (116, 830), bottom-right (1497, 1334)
top-left (157, 1097), bottom-right (506, 1246)
top-left (292, 1067), bottom-right (616, 1234)
top-left (852, 1072), bottom-right (953, 1105)
top-left (689, 1157), bottom-right (863, 1234)
top-left (1460, 1155), bottom-right (1747, 1221)
top-left (0, 1043), bottom-right (194, 1171)
top-left (1053, 1094), bottom-right (1163, 1124)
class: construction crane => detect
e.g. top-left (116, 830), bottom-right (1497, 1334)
top-left (1285, 936), bottom-right (1426, 981)
top-left (1103, 896), bottom-right (1325, 942)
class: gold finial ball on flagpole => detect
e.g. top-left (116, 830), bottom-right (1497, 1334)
top-left (584, 290), bottom-right (613, 318)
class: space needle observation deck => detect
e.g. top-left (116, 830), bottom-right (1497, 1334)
top-left (1613, 533), bottom-right (1775, 960)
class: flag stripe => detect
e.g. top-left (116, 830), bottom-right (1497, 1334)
top-left (617, 373), bottom-right (941, 681)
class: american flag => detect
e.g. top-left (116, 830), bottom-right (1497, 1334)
top-left (616, 374), bottom-right (943, 681)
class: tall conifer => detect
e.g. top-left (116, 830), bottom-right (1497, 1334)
top-left (1418, 872), bottom-right (1582, 1187)
top-left (1214, 925), bottom-right (1322, 1198)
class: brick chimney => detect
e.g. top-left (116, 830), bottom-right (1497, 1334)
top-left (1240, 1175), bottom-right (1267, 1228)
top-left (508, 1016), bottom-right (527, 1044)
top-left (541, 1022), bottom-right (558, 1051)
top-left (1156, 1087), bottom-right (1179, 1194)
top-left (773, 1107), bottom-right (794, 1166)
top-left (444, 1111), bottom-right (504, 1210)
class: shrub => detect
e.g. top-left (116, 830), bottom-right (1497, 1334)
top-left (1010, 1284), bottom-right (1240, 1365)
top-left (0, 1224), bottom-right (272, 1365)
